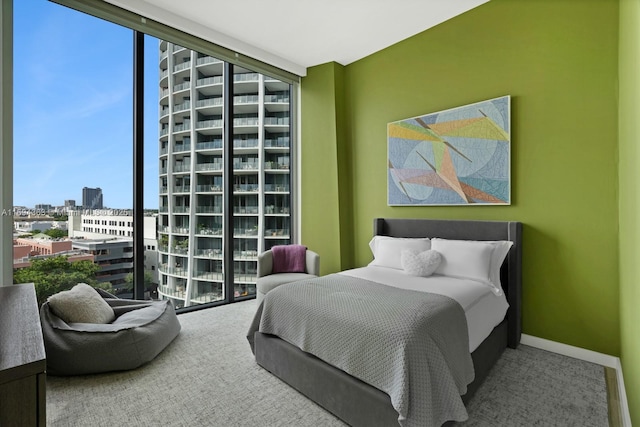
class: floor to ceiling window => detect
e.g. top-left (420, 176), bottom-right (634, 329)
top-left (11, 0), bottom-right (296, 311)
top-left (12, 0), bottom-right (136, 301)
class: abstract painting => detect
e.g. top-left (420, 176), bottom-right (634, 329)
top-left (388, 95), bottom-right (510, 206)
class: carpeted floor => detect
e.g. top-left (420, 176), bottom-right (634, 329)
top-left (47, 300), bottom-right (610, 427)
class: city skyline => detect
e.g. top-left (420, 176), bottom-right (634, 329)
top-left (13, 0), bottom-right (160, 209)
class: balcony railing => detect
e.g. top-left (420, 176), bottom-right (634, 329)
top-left (158, 285), bottom-right (185, 300)
top-left (171, 246), bottom-right (189, 255)
top-left (195, 227), bottom-right (223, 236)
top-left (174, 123), bottom-right (191, 133)
top-left (196, 163), bottom-right (223, 172)
top-left (264, 94), bottom-right (290, 103)
top-left (234, 206), bottom-right (259, 215)
top-left (233, 161), bottom-right (258, 170)
top-left (173, 164), bottom-right (191, 173)
top-left (234, 228), bottom-right (259, 237)
top-left (190, 293), bottom-right (224, 304)
top-left (192, 271), bottom-right (224, 281)
top-left (173, 185), bottom-right (191, 193)
top-left (174, 101), bottom-right (191, 112)
top-left (173, 81), bottom-right (191, 92)
top-left (233, 117), bottom-right (259, 126)
top-left (264, 116), bottom-right (290, 125)
top-left (196, 140), bottom-right (223, 150)
top-left (196, 206), bottom-right (223, 214)
top-left (234, 184), bottom-right (259, 192)
top-left (159, 264), bottom-right (189, 277)
top-left (233, 138), bottom-right (259, 148)
top-left (264, 184), bottom-right (290, 192)
top-left (172, 206), bottom-right (190, 214)
top-left (234, 274), bottom-right (257, 283)
top-left (196, 98), bottom-right (223, 108)
top-left (196, 184), bottom-right (222, 192)
top-left (196, 76), bottom-right (223, 87)
top-left (233, 73), bottom-right (259, 82)
top-left (173, 61), bottom-right (191, 72)
top-left (234, 95), bottom-right (259, 104)
top-left (264, 205), bottom-right (290, 214)
top-left (196, 119), bottom-right (223, 129)
top-left (264, 228), bottom-right (290, 237)
top-left (233, 250), bottom-right (258, 260)
top-left (194, 248), bottom-right (222, 257)
top-left (264, 137), bottom-right (290, 148)
top-left (264, 161), bottom-right (289, 170)
top-left (196, 56), bottom-right (222, 66)
top-left (173, 144), bottom-right (191, 153)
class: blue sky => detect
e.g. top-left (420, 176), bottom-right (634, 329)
top-left (13, 0), bottom-right (159, 209)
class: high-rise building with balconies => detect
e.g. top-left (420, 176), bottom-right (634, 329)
top-left (157, 41), bottom-right (293, 309)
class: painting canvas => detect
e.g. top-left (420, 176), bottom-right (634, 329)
top-left (388, 95), bottom-right (511, 206)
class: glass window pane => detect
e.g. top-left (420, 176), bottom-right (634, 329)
top-left (12, 1), bottom-right (133, 302)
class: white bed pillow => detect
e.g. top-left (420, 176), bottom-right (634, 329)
top-left (431, 238), bottom-right (494, 284)
top-left (368, 236), bottom-right (431, 270)
top-left (431, 238), bottom-right (513, 294)
top-left (48, 283), bottom-right (115, 324)
top-left (487, 240), bottom-right (514, 293)
top-left (401, 249), bottom-right (441, 277)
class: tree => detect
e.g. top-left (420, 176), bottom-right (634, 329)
top-left (13, 256), bottom-right (113, 306)
top-left (43, 228), bottom-right (67, 239)
top-left (124, 271), bottom-right (155, 288)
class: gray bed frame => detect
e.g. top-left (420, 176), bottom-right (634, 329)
top-left (253, 218), bottom-right (522, 426)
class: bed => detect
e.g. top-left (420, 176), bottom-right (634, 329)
top-left (247, 218), bottom-right (522, 426)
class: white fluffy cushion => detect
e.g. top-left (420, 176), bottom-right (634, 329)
top-left (48, 283), bottom-right (115, 324)
top-left (431, 238), bottom-right (494, 284)
top-left (368, 236), bottom-right (431, 270)
top-left (401, 249), bottom-right (442, 277)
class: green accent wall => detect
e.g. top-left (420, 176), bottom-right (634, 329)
top-left (619, 0), bottom-right (640, 422)
top-left (300, 63), bottom-right (351, 274)
top-left (302, 0), bottom-right (621, 356)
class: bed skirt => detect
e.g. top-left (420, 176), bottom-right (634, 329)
top-left (254, 319), bottom-right (508, 427)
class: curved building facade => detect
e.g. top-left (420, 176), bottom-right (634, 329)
top-left (157, 41), bottom-right (293, 308)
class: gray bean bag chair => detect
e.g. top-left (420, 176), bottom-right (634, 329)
top-left (40, 284), bottom-right (181, 376)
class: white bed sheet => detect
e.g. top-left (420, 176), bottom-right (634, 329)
top-left (338, 266), bottom-right (509, 352)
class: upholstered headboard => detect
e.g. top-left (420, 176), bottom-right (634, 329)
top-left (373, 218), bottom-right (522, 348)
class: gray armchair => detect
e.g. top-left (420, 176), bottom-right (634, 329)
top-left (256, 249), bottom-right (320, 304)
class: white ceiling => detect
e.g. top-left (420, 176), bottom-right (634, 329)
top-left (105, 0), bottom-right (489, 76)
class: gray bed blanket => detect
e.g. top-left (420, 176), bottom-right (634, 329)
top-left (247, 273), bottom-right (474, 427)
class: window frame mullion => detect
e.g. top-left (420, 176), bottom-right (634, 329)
top-left (223, 62), bottom-right (235, 303)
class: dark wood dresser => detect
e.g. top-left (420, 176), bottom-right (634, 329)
top-left (0, 283), bottom-right (46, 426)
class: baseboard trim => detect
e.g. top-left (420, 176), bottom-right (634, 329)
top-left (521, 334), bottom-right (632, 427)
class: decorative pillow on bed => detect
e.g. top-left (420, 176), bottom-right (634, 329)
top-left (48, 283), bottom-right (115, 324)
top-left (431, 238), bottom-right (495, 284)
top-left (400, 249), bottom-right (441, 277)
top-left (430, 238), bottom-right (513, 294)
top-left (486, 240), bottom-right (514, 293)
top-left (368, 236), bottom-right (431, 270)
